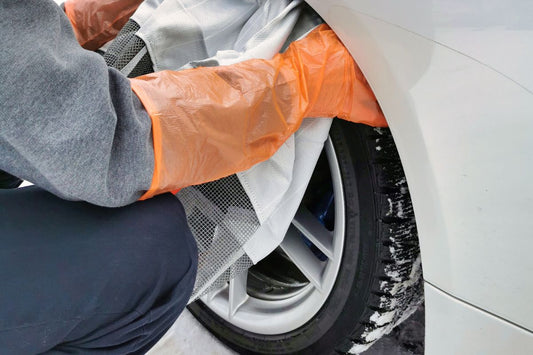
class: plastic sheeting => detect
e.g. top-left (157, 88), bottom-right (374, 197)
top-left (133, 0), bottom-right (303, 71)
top-left (130, 24), bottom-right (386, 200)
top-left (101, 0), bottom-right (385, 300)
top-left (64, 0), bottom-right (143, 50)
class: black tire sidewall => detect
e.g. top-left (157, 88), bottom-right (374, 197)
top-left (188, 120), bottom-right (384, 354)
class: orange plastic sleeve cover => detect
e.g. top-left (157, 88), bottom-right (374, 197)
top-left (130, 25), bottom-right (387, 200)
top-left (64, 0), bottom-right (143, 51)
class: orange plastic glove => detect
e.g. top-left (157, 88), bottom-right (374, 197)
top-left (130, 24), bottom-right (387, 200)
top-left (64, 0), bottom-right (143, 51)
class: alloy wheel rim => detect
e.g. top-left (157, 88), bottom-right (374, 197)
top-left (201, 137), bottom-right (346, 334)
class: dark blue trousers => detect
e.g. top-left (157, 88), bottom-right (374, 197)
top-left (0, 186), bottom-right (197, 354)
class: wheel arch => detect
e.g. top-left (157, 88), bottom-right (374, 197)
top-left (307, 0), bottom-right (533, 337)
top-left (305, 1), bottom-right (451, 290)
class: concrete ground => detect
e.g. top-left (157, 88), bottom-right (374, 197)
top-left (148, 305), bottom-right (425, 354)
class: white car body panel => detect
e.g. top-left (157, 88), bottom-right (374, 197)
top-left (425, 283), bottom-right (533, 354)
top-left (306, 0), bottom-right (533, 347)
top-left (310, 0), bottom-right (533, 91)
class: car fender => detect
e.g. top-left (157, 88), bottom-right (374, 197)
top-left (306, 0), bottom-right (533, 339)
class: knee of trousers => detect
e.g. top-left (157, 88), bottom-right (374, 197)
top-left (72, 194), bottom-right (200, 352)
top-left (0, 187), bottom-right (198, 310)
top-left (0, 188), bottom-right (198, 353)
top-left (106, 192), bottom-right (199, 311)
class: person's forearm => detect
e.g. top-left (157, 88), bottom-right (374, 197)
top-left (64, 0), bottom-right (144, 50)
top-left (130, 25), bottom-right (386, 199)
top-left (0, 1), bottom-right (385, 207)
top-left (0, 0), bottom-right (153, 207)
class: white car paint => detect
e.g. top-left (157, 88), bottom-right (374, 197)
top-left (425, 283), bottom-right (533, 355)
top-left (306, 0), bottom-right (533, 351)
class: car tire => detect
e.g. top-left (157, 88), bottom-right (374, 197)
top-left (188, 120), bottom-right (423, 354)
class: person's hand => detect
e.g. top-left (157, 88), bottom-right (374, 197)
top-left (64, 0), bottom-right (143, 51)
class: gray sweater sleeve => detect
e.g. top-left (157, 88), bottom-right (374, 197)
top-left (0, 0), bottom-right (154, 207)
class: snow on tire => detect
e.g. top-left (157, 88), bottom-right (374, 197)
top-left (188, 121), bottom-right (424, 355)
top-left (344, 126), bottom-right (424, 354)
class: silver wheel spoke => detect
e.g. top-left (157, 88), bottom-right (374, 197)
top-left (280, 226), bottom-right (325, 291)
top-left (203, 283), bottom-right (226, 303)
top-left (228, 270), bottom-right (249, 318)
top-left (292, 206), bottom-right (334, 260)
top-left (205, 136), bottom-right (346, 335)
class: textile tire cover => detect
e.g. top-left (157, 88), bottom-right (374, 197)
top-left (188, 120), bottom-right (423, 354)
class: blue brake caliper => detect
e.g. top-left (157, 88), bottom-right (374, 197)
top-left (301, 191), bottom-right (334, 262)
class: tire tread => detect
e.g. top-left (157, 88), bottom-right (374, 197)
top-left (341, 126), bottom-right (423, 354)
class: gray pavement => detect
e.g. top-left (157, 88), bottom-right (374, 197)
top-left (148, 305), bottom-right (425, 354)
